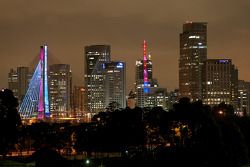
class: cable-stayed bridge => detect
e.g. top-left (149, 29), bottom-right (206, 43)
top-left (18, 45), bottom-right (50, 120)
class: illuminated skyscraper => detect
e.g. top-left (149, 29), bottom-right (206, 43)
top-left (135, 41), bottom-right (153, 108)
top-left (84, 45), bottom-right (111, 113)
top-left (8, 67), bottom-right (31, 103)
top-left (49, 64), bottom-right (72, 118)
top-left (167, 89), bottom-right (180, 110)
top-left (202, 59), bottom-right (238, 107)
top-left (8, 69), bottom-right (18, 98)
top-left (135, 41), bottom-right (167, 109)
top-left (238, 80), bottom-right (250, 115)
top-left (103, 61), bottom-right (126, 109)
top-left (145, 87), bottom-right (167, 109)
top-left (179, 22), bottom-right (207, 101)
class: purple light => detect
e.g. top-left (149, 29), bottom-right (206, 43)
top-left (38, 47), bottom-right (44, 119)
top-left (218, 60), bottom-right (229, 63)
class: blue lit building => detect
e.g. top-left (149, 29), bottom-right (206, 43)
top-left (103, 61), bottom-right (126, 109)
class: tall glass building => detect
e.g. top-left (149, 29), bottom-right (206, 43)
top-left (135, 58), bottom-right (153, 108)
top-left (103, 61), bottom-right (126, 109)
top-left (49, 64), bottom-right (72, 118)
top-left (84, 45), bottom-right (111, 113)
top-left (179, 22), bottom-right (207, 101)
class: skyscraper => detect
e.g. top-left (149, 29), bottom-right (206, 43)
top-left (135, 41), bottom-right (153, 108)
top-left (238, 80), bottom-right (250, 115)
top-left (103, 61), bottom-right (126, 109)
top-left (49, 64), bottom-right (72, 118)
top-left (17, 67), bottom-right (31, 102)
top-left (179, 22), bottom-right (207, 101)
top-left (8, 67), bottom-right (31, 104)
top-left (145, 87), bottom-right (167, 109)
top-left (202, 59), bottom-right (238, 107)
top-left (8, 68), bottom-right (18, 98)
top-left (72, 86), bottom-right (86, 118)
top-left (135, 41), bottom-right (167, 109)
top-left (167, 89), bottom-right (180, 110)
top-left (84, 45), bottom-right (111, 113)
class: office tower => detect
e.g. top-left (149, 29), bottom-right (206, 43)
top-left (135, 58), bottom-right (153, 86)
top-left (238, 80), bottom-right (250, 115)
top-left (135, 41), bottom-right (153, 108)
top-left (103, 61), bottom-right (126, 109)
top-left (145, 87), bottom-right (167, 110)
top-left (8, 69), bottom-right (18, 98)
top-left (202, 59), bottom-right (238, 107)
top-left (17, 67), bottom-right (30, 102)
top-left (179, 22), bottom-right (207, 101)
top-left (8, 67), bottom-right (31, 103)
top-left (72, 86), bottom-right (86, 117)
top-left (49, 64), bottom-right (72, 118)
top-left (84, 45), bottom-right (111, 113)
top-left (167, 89), bottom-right (180, 110)
top-left (135, 41), bottom-right (167, 109)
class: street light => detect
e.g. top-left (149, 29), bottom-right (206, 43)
top-left (85, 159), bottom-right (90, 165)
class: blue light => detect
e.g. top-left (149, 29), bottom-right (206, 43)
top-left (143, 82), bottom-right (149, 93)
top-left (19, 61), bottom-right (42, 119)
top-left (116, 62), bottom-right (123, 68)
top-left (144, 87), bottom-right (149, 93)
top-left (44, 45), bottom-right (50, 117)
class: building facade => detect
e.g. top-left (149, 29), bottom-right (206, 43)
top-left (167, 89), bottom-right (180, 110)
top-left (103, 61), bottom-right (126, 109)
top-left (179, 22), bottom-right (207, 101)
top-left (145, 87), bottom-right (167, 110)
top-left (202, 59), bottom-right (238, 107)
top-left (134, 42), bottom-right (167, 110)
top-left (49, 64), bottom-right (72, 118)
top-left (8, 68), bottom-right (18, 98)
top-left (8, 67), bottom-right (31, 104)
top-left (72, 86), bottom-right (86, 118)
top-left (238, 80), bottom-right (250, 115)
top-left (135, 57), bottom-right (153, 108)
top-left (84, 45), bottom-right (111, 113)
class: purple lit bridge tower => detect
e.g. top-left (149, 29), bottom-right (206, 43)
top-left (19, 45), bottom-right (50, 119)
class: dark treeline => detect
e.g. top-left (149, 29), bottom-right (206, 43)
top-left (1, 89), bottom-right (250, 167)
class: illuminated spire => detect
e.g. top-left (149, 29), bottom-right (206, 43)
top-left (143, 40), bottom-right (149, 93)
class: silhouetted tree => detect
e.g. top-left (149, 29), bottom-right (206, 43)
top-left (0, 89), bottom-right (21, 156)
top-left (165, 98), bottom-right (224, 166)
top-left (29, 146), bottom-right (69, 167)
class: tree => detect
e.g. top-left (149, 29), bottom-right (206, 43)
top-left (0, 89), bottom-right (22, 156)
top-left (105, 101), bottom-right (120, 112)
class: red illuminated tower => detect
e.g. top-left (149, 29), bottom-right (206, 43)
top-left (143, 40), bottom-right (149, 93)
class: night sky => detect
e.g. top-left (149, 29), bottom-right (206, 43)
top-left (0, 0), bottom-right (250, 92)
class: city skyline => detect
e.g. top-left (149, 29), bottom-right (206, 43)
top-left (0, 0), bottom-right (250, 92)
